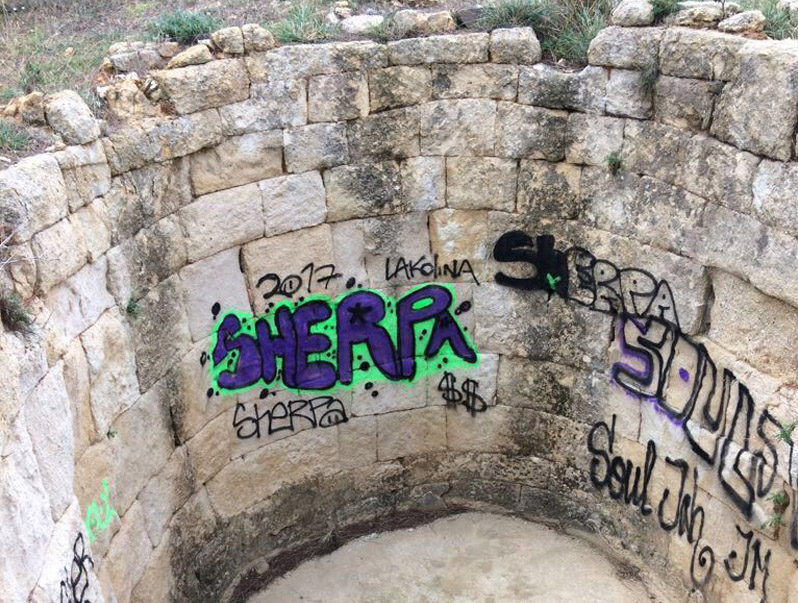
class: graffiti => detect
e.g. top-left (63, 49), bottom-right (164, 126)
top-left (438, 372), bottom-right (487, 415)
top-left (493, 231), bottom-right (680, 327)
top-left (233, 396), bottom-right (348, 439)
top-left (83, 479), bottom-right (117, 543)
top-left (493, 232), bottom-right (794, 538)
top-left (257, 262), bottom-right (344, 300)
top-left (385, 254), bottom-right (480, 285)
top-left (59, 533), bottom-right (93, 603)
top-left (589, 416), bottom-right (771, 600)
top-left (209, 283), bottom-right (479, 396)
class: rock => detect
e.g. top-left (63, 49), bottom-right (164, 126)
top-left (427, 11), bottom-right (457, 32)
top-left (308, 71), bottom-right (369, 122)
top-left (605, 69), bottom-right (652, 119)
top-left (44, 90), bottom-right (100, 145)
top-left (565, 113), bottom-right (625, 166)
top-left (211, 26), bottom-right (245, 54)
top-left (517, 160), bottom-right (582, 220)
top-left (260, 171), bottom-right (328, 237)
top-left (495, 102), bottom-right (567, 160)
top-left (101, 78), bottom-right (161, 121)
top-left (109, 48), bottom-right (165, 73)
top-left (653, 75), bottom-right (721, 130)
top-left (242, 23), bottom-right (276, 52)
top-left (490, 27), bottom-right (541, 64)
top-left (587, 26), bottom-right (662, 69)
top-left (369, 66), bottom-right (432, 111)
top-left (432, 64), bottom-right (518, 101)
top-left (220, 78), bottom-right (306, 135)
top-left (55, 140), bottom-right (112, 212)
top-left (667, 1), bottom-right (740, 27)
top-left (324, 161), bottom-right (402, 221)
top-left (347, 108), bottom-right (420, 161)
top-left (167, 44), bottom-right (212, 69)
top-left (610, 0), bottom-right (654, 26)
top-left (157, 41), bottom-right (180, 58)
top-left (189, 130), bottom-right (282, 195)
top-left (6, 91), bottom-right (45, 124)
top-left (340, 14), bottom-right (384, 35)
top-left (31, 217), bottom-right (88, 292)
top-left (711, 40), bottom-right (798, 161)
top-left (419, 99), bottom-right (497, 156)
top-left (388, 33), bottom-right (489, 65)
top-left (659, 27), bottom-right (745, 80)
top-left (401, 156), bottom-right (445, 211)
top-left (149, 59), bottom-right (250, 114)
top-left (753, 159), bottom-right (798, 238)
top-left (377, 407), bottom-right (446, 460)
top-left (393, 9), bottom-right (430, 36)
top-left (284, 123), bottom-right (349, 173)
top-left (447, 157), bottom-right (517, 211)
top-left (718, 9), bottom-right (766, 32)
top-left (518, 64), bottom-right (607, 114)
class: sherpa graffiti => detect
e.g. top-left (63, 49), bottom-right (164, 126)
top-left (494, 231), bottom-right (788, 601)
top-left (208, 283), bottom-right (479, 396)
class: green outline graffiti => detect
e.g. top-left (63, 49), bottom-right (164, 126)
top-left (84, 479), bottom-right (117, 543)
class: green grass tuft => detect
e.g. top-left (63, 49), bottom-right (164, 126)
top-left (126, 298), bottom-right (140, 318)
top-left (147, 10), bottom-right (222, 44)
top-left (0, 120), bottom-right (31, 152)
top-left (0, 289), bottom-right (33, 333)
top-left (651, 0), bottom-right (680, 23)
top-left (606, 150), bottom-right (624, 176)
top-left (476, 0), bottom-right (552, 29)
top-left (267, 2), bottom-right (335, 44)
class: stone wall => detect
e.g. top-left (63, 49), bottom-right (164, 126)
top-left (3, 19), bottom-right (798, 603)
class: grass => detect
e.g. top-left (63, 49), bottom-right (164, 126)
top-left (147, 9), bottom-right (222, 44)
top-left (0, 288), bottom-right (32, 333)
top-left (0, 120), bottom-right (30, 152)
top-left (476, 0), bottom-right (552, 29)
top-left (743, 0), bottom-right (798, 38)
top-left (126, 298), bottom-right (140, 318)
top-left (267, 1), bottom-right (336, 44)
top-left (651, 0), bottom-right (680, 23)
top-left (606, 150), bottom-right (624, 175)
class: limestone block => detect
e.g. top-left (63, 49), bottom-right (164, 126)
top-left (180, 247), bottom-right (251, 341)
top-left (80, 308), bottom-right (140, 435)
top-left (150, 59), bottom-right (250, 114)
top-left (719, 9), bottom-right (766, 32)
top-left (0, 154), bottom-right (68, 242)
top-left (180, 183), bottom-right (263, 263)
top-left (666, 1), bottom-right (737, 27)
top-left (392, 9), bottom-right (429, 36)
top-left (401, 156), bottom-right (445, 211)
top-left (605, 69), bottom-right (652, 119)
top-left (419, 99), bottom-right (497, 156)
top-left (660, 28), bottom-right (746, 81)
top-left (44, 90), bottom-right (100, 146)
top-left (0, 334), bottom-right (22, 452)
top-left (495, 102), bottom-right (567, 160)
top-left (369, 66), bottom-right (432, 112)
top-left (587, 26), bottom-right (662, 69)
top-left (446, 405), bottom-right (519, 454)
top-left (517, 160), bottom-right (582, 220)
top-left (186, 413), bottom-right (230, 484)
top-left (490, 27), bottom-right (541, 64)
top-left (71, 199), bottom-right (112, 262)
top-left (340, 14), bottom-right (384, 35)
top-left (111, 379), bottom-right (176, 514)
top-left (330, 221), bottom-right (370, 293)
top-left (246, 41), bottom-right (386, 82)
top-left (24, 364), bottom-right (73, 521)
top-left (431, 64), bottom-right (518, 101)
top-left (755, 228), bottom-right (798, 309)
top-left (653, 75), bottom-right (721, 130)
top-left (347, 108), bottom-right (420, 161)
top-left (518, 64), bottom-right (607, 114)
top-left (284, 123), bottom-right (349, 173)
top-left (137, 447), bottom-right (193, 547)
top-left (712, 41), bottom-right (798, 161)
top-left (308, 71), bottom-right (369, 122)
top-left (157, 109), bottom-right (224, 160)
top-left (130, 276), bottom-right (192, 391)
top-left (430, 352), bottom-right (498, 408)
top-left (564, 113), bottom-right (624, 166)
top-left (359, 212), bottom-right (431, 287)
top-left (110, 48), bottom-right (164, 73)
top-left (168, 338), bottom-right (222, 445)
top-left (261, 171), bottom-right (327, 237)
top-left (686, 203), bottom-right (764, 277)
top-left (621, 120), bottom-right (691, 187)
top-left (32, 217), bottom-right (88, 293)
top-left (104, 158), bottom-right (191, 243)
top-left (41, 258), bottom-right (114, 364)
top-left (709, 271), bottom-right (798, 381)
top-left (0, 416), bottom-right (54, 602)
top-left (351, 379), bottom-right (428, 416)
top-left (130, 526), bottom-right (174, 603)
top-left (102, 123), bottom-right (161, 175)
top-left (324, 162), bottom-right (402, 222)
top-left (376, 407), bottom-right (446, 460)
top-left (206, 428), bottom-right (339, 517)
top-left (212, 27), bottom-right (245, 54)
top-left (753, 159), bottom-right (798, 238)
top-left (241, 224), bottom-right (335, 314)
top-left (242, 23), bottom-right (276, 53)
top-left (428, 209), bottom-right (490, 284)
top-left (337, 416), bottom-right (377, 470)
top-left (63, 338), bottom-right (96, 461)
top-left (102, 501), bottom-right (153, 602)
top-left (55, 140), bottom-right (112, 212)
top-left (5, 241), bottom-right (36, 301)
top-left (189, 130), bottom-right (282, 195)
top-left (388, 33), bottom-right (489, 65)
top-left (681, 134), bottom-right (759, 214)
top-left (111, 214), bottom-right (188, 301)
top-left (220, 79), bottom-right (307, 135)
top-left (610, 0), bottom-right (654, 25)
top-left (167, 44), bottom-right (212, 68)
top-left (446, 157), bottom-right (517, 211)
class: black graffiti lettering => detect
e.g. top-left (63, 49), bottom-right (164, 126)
top-left (385, 254), bottom-right (480, 285)
top-left (60, 533), bottom-right (93, 603)
top-left (724, 525), bottom-right (771, 602)
top-left (232, 396), bottom-right (348, 439)
top-left (438, 372), bottom-right (487, 415)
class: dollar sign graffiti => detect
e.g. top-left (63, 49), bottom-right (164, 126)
top-left (461, 378), bottom-right (487, 415)
top-left (438, 372), bottom-right (462, 405)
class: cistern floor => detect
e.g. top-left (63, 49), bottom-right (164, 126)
top-left (248, 512), bottom-right (672, 603)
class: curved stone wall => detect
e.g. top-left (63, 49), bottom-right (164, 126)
top-left (3, 20), bottom-right (798, 603)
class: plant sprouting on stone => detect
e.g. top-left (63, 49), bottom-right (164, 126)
top-left (0, 288), bottom-right (32, 333)
top-left (761, 512), bottom-right (785, 531)
top-left (126, 298), bottom-right (139, 318)
top-left (640, 63), bottom-right (659, 96)
top-left (0, 120), bottom-right (31, 153)
top-left (147, 10), bottom-right (222, 44)
top-left (651, 0), bottom-right (680, 23)
top-left (106, 429), bottom-right (117, 440)
top-left (768, 490), bottom-right (789, 510)
top-left (267, 1), bottom-right (336, 44)
top-left (606, 151), bottom-right (624, 176)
